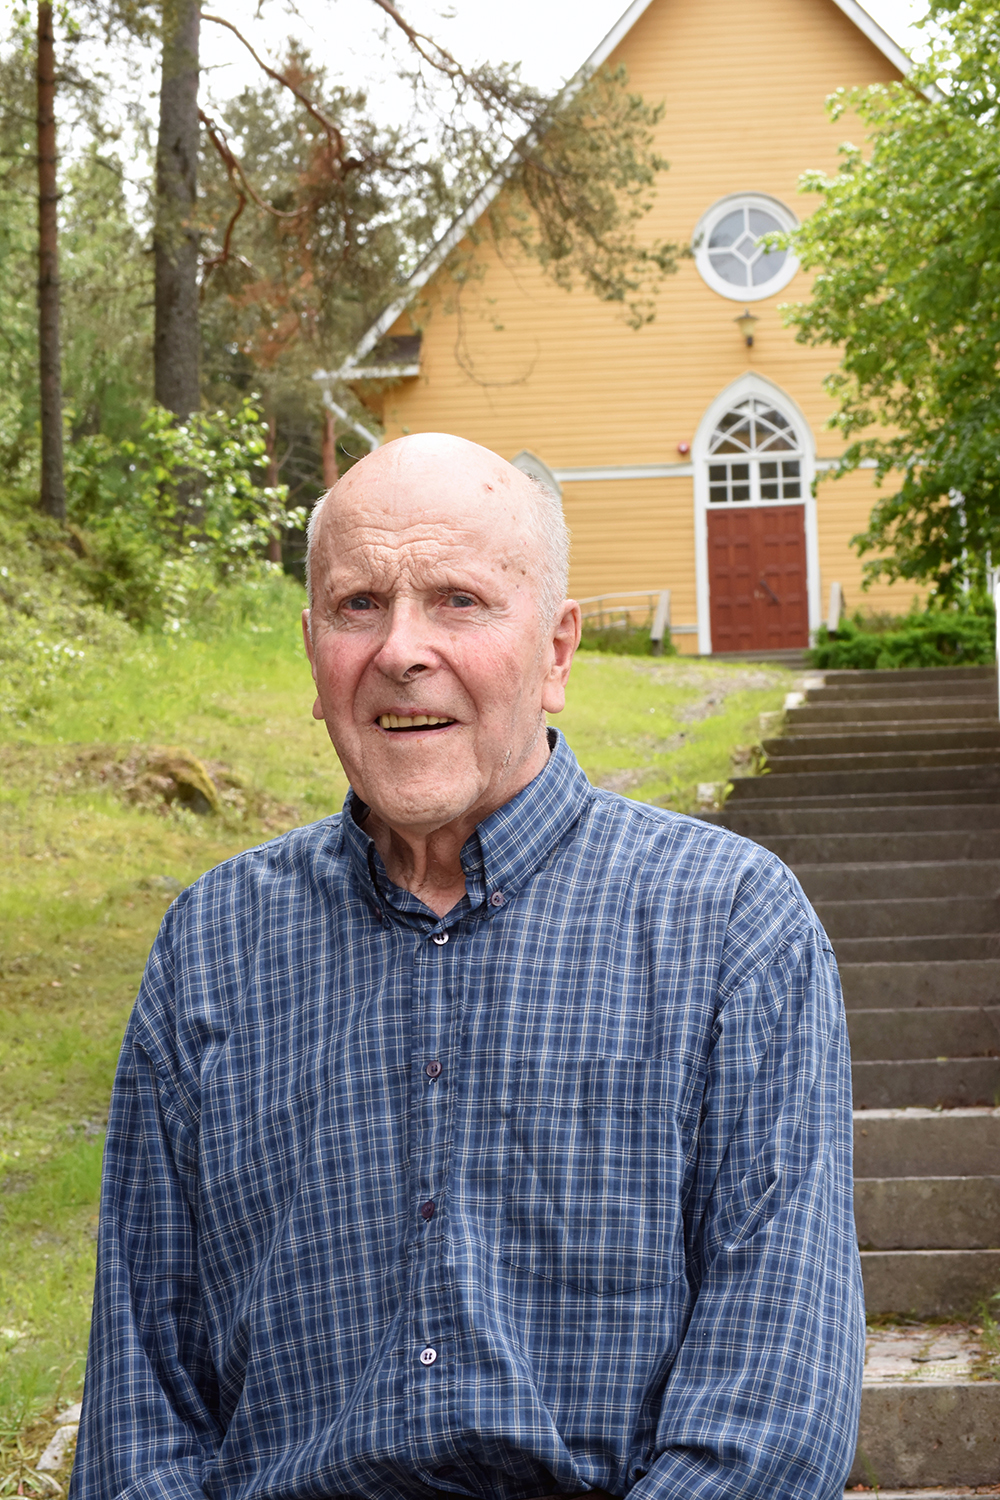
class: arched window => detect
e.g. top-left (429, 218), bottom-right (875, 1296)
top-left (707, 396), bottom-right (803, 505)
top-left (694, 194), bottom-right (798, 302)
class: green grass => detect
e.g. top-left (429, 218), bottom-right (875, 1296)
top-left (0, 585), bottom-right (793, 1482)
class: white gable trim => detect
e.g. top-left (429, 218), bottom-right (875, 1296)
top-left (829, 0), bottom-right (911, 76)
top-left (335, 0), bottom-right (909, 376)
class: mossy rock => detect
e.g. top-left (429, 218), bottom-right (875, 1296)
top-left (145, 747), bottom-right (222, 816)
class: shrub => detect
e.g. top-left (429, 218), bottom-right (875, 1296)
top-left (808, 600), bottom-right (995, 670)
top-left (64, 400), bottom-right (308, 629)
top-left (578, 624), bottom-right (677, 656)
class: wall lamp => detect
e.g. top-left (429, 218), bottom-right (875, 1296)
top-left (735, 308), bottom-right (759, 347)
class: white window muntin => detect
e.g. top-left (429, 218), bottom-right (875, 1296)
top-left (693, 193), bottom-right (799, 303)
top-left (707, 396), bottom-right (804, 506)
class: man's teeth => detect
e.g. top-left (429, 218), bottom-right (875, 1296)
top-left (378, 714), bottom-right (454, 729)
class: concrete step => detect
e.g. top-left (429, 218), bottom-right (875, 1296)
top-left (855, 1176), bottom-right (1000, 1249)
top-left (853, 1058), bottom-right (1000, 1109)
top-left (816, 677), bottom-right (997, 701)
top-left (821, 667), bottom-right (996, 685)
top-left (848, 1008), bottom-right (1000, 1061)
top-left (835, 933), bottom-right (1000, 962)
top-left (790, 697), bottom-right (999, 725)
top-left (817, 895), bottom-right (999, 940)
top-left (723, 787), bottom-right (1000, 812)
top-left (854, 1108), bottom-right (1000, 1177)
top-left (710, 647), bottom-right (808, 665)
top-left (841, 960), bottom-right (1000, 1009)
top-left (785, 717), bottom-right (1000, 740)
top-left (861, 1247), bottom-right (1000, 1316)
top-left (707, 802), bottom-right (1000, 836)
top-left (727, 763), bottom-right (1000, 800)
top-left (758, 830), bottom-right (1000, 864)
top-left (850, 1322), bottom-right (1000, 1488)
top-left (799, 861), bottom-right (1000, 902)
top-left (764, 747), bottom-right (1000, 775)
top-left (767, 726), bottom-right (1000, 756)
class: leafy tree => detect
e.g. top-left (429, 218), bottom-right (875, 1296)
top-left (785, 0), bottom-right (1000, 596)
top-left (65, 398), bottom-right (304, 627)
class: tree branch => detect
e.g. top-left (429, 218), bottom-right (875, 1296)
top-left (200, 107), bottom-right (304, 221)
top-left (201, 12), bottom-right (348, 173)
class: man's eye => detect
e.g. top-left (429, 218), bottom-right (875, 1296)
top-left (345, 596), bottom-right (374, 611)
top-left (445, 593), bottom-right (476, 608)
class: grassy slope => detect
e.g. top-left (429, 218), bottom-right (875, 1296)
top-left (0, 590), bottom-right (791, 1487)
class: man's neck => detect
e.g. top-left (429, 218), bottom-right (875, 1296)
top-left (367, 814), bottom-right (471, 918)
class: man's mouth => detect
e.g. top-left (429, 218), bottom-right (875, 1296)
top-left (377, 714), bottom-right (456, 732)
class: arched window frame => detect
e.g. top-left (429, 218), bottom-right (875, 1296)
top-left (691, 375), bottom-right (821, 655)
top-left (693, 193), bottom-right (799, 303)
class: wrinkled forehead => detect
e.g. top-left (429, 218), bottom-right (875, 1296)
top-left (312, 457), bottom-right (535, 581)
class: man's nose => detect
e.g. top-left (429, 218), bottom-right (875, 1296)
top-left (372, 599), bottom-right (437, 682)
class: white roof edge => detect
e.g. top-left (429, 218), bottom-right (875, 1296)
top-left (336, 0), bottom-right (910, 374)
top-left (829, 0), bottom-right (911, 76)
top-left (578, 0), bottom-right (659, 73)
top-left (338, 0), bottom-right (663, 373)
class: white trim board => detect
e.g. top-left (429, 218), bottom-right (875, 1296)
top-left (692, 373), bottom-right (822, 656)
top-left (331, 0), bottom-right (910, 378)
top-left (554, 462), bottom-right (694, 481)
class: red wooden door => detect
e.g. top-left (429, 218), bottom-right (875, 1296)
top-left (708, 504), bottom-right (808, 651)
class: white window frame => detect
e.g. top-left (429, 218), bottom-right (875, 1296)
top-left (693, 193), bottom-right (799, 303)
top-left (692, 374), bottom-right (821, 655)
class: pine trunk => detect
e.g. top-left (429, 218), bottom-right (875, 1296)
top-left (37, 1), bottom-right (65, 520)
top-left (154, 0), bottom-right (201, 418)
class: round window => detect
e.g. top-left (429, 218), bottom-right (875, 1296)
top-left (694, 194), bottom-right (799, 302)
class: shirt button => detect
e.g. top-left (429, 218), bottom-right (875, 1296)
top-left (432, 932), bottom-right (449, 945)
top-left (419, 1346), bottom-right (437, 1365)
top-left (420, 1200), bottom-right (436, 1220)
top-left (489, 890), bottom-right (505, 907)
top-left (425, 1060), bottom-right (443, 1079)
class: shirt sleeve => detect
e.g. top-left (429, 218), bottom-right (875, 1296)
top-left (69, 917), bottom-right (220, 1500)
top-left (635, 902), bottom-right (864, 1500)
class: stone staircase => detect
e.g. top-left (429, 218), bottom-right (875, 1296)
top-left (704, 664), bottom-right (1000, 1492)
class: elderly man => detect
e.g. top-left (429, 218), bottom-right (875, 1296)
top-left (71, 434), bottom-right (863, 1500)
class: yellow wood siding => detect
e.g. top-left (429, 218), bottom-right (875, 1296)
top-left (354, 0), bottom-right (916, 634)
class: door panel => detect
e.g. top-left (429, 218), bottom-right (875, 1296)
top-left (708, 504), bottom-right (808, 651)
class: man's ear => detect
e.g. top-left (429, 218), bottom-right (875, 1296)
top-left (540, 600), bottom-right (582, 716)
top-left (302, 610), bottom-right (325, 721)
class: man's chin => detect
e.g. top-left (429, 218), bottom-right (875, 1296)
top-left (360, 775), bottom-right (484, 839)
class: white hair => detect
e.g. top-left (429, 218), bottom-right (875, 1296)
top-left (305, 470), bottom-right (571, 623)
top-left (523, 475), bottom-right (571, 624)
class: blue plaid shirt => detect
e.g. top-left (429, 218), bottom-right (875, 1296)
top-left (72, 731), bottom-right (863, 1500)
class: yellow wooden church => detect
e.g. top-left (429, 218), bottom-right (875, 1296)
top-left (325, 0), bottom-right (913, 656)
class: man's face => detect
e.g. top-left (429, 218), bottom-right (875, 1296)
top-left (303, 437), bottom-right (579, 840)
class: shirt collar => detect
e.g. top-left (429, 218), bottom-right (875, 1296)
top-left (340, 728), bottom-right (595, 921)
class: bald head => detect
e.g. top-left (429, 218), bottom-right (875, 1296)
top-left (306, 433), bottom-right (570, 624)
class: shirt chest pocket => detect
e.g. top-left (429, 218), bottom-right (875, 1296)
top-left (501, 1057), bottom-right (687, 1297)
